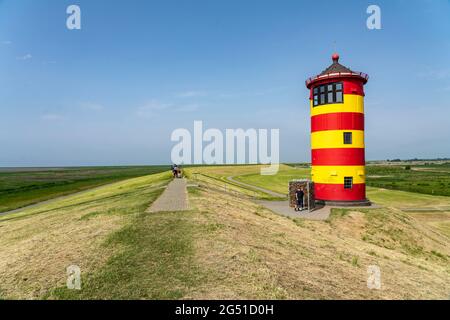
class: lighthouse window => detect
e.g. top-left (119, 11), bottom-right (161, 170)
top-left (312, 82), bottom-right (344, 106)
top-left (344, 177), bottom-right (353, 189)
top-left (343, 132), bottom-right (352, 144)
top-left (328, 92), bottom-right (333, 102)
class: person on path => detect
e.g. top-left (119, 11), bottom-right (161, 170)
top-left (172, 164), bottom-right (178, 178)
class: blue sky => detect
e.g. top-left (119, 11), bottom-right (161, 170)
top-left (0, 0), bottom-right (449, 166)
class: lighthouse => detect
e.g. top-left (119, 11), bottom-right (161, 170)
top-left (306, 53), bottom-right (370, 205)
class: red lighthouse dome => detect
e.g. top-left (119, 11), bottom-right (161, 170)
top-left (332, 53), bottom-right (339, 62)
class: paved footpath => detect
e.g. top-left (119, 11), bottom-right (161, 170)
top-left (256, 200), bottom-right (332, 221)
top-left (147, 178), bottom-right (190, 213)
top-left (225, 176), bottom-right (330, 220)
top-left (256, 201), bottom-right (381, 221)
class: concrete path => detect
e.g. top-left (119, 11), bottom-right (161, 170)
top-left (147, 178), bottom-right (189, 213)
top-left (257, 200), bottom-right (382, 221)
top-left (227, 176), bottom-right (286, 198)
top-left (256, 200), bottom-right (331, 221)
top-left (225, 175), bottom-right (328, 220)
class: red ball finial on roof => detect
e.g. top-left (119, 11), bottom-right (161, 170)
top-left (332, 53), bottom-right (340, 63)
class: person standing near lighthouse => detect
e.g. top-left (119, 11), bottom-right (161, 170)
top-left (295, 187), bottom-right (305, 212)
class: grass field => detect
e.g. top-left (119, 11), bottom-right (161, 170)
top-left (209, 163), bottom-right (450, 199)
top-left (200, 164), bottom-right (450, 237)
top-left (189, 164), bottom-right (450, 235)
top-left (0, 164), bottom-right (449, 299)
top-left (366, 164), bottom-right (450, 197)
top-left (0, 166), bottom-right (170, 213)
top-left (184, 164), bottom-right (291, 199)
top-left (0, 171), bottom-right (173, 299)
top-left (232, 165), bottom-right (309, 195)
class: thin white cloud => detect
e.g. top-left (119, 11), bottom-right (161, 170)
top-left (17, 54), bottom-right (32, 61)
top-left (217, 93), bottom-right (238, 99)
top-left (2, 40), bottom-right (12, 45)
top-left (136, 100), bottom-right (200, 118)
top-left (212, 87), bottom-right (290, 100)
top-left (136, 100), bottom-right (171, 118)
top-left (251, 86), bottom-right (290, 96)
top-left (178, 90), bottom-right (207, 98)
top-left (80, 102), bottom-right (105, 111)
top-left (417, 68), bottom-right (450, 80)
top-left (176, 104), bottom-right (200, 112)
top-left (41, 114), bottom-right (65, 121)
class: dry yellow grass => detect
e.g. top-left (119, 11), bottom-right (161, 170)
top-left (0, 165), bottom-right (448, 300)
top-left (0, 211), bottom-right (122, 299)
top-left (367, 187), bottom-right (450, 238)
top-left (185, 164), bottom-right (295, 199)
top-left (187, 164), bottom-right (290, 177)
top-left (0, 172), bottom-right (171, 299)
top-left (186, 184), bottom-right (450, 299)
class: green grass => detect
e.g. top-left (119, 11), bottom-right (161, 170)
top-left (1, 165), bottom-right (449, 300)
top-left (232, 167), bottom-right (310, 195)
top-left (230, 163), bottom-right (450, 198)
top-left (49, 210), bottom-right (205, 300)
top-left (366, 165), bottom-right (450, 197)
top-left (351, 256), bottom-right (359, 267)
top-left (3, 169), bottom-right (209, 300)
top-left (366, 187), bottom-right (450, 207)
top-left (5, 163), bottom-right (445, 214)
top-left (0, 166), bottom-right (170, 213)
top-left (184, 167), bottom-right (280, 200)
top-left (0, 171), bottom-right (176, 299)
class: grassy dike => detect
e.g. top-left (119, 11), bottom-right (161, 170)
top-left (49, 210), bottom-right (204, 299)
top-left (0, 171), bottom-right (208, 299)
top-left (1, 165), bottom-right (449, 299)
top-left (231, 163), bottom-right (450, 198)
top-left (0, 166), bottom-right (170, 213)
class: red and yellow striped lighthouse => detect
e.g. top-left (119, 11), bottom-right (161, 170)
top-left (306, 53), bottom-right (370, 205)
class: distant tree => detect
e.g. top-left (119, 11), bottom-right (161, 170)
top-left (405, 165), bottom-right (411, 170)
